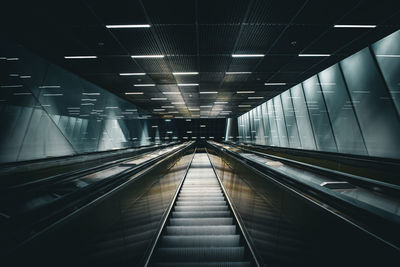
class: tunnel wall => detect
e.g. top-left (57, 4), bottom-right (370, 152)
top-left (231, 29), bottom-right (400, 159)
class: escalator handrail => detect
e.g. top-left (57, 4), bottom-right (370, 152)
top-left (206, 148), bottom-right (262, 267)
top-left (3, 142), bottom-right (194, 256)
top-left (207, 141), bottom-right (400, 252)
top-left (142, 146), bottom-right (197, 267)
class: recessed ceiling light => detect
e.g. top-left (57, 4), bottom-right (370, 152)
top-left (265, 82), bottom-right (286, 86)
top-left (131, 55), bottom-right (164, 58)
top-left (64, 56), bottom-right (97, 59)
top-left (298, 54), bottom-right (330, 57)
top-left (232, 54), bottom-right (264, 58)
top-left (162, 105), bottom-right (175, 108)
top-left (119, 73), bottom-right (146, 76)
top-left (134, 84), bottom-right (155, 87)
top-left (172, 102), bottom-right (185, 104)
top-left (106, 24), bottom-right (151, 29)
top-left (0, 85), bottom-right (22, 88)
top-left (168, 111), bottom-right (179, 113)
top-left (172, 72), bottom-right (199, 75)
top-left (39, 85), bottom-right (61, 89)
top-left (225, 72), bottom-right (252, 74)
top-left (215, 101), bottom-right (228, 104)
top-left (238, 104), bottom-right (251, 107)
top-left (199, 91), bottom-right (218, 94)
top-left (200, 105), bottom-right (212, 108)
top-left (19, 75), bottom-right (31, 79)
top-left (248, 96), bottom-right (264, 99)
top-left (237, 91), bottom-right (255, 94)
top-left (334, 24), bottom-right (376, 28)
top-left (189, 108), bottom-right (200, 111)
top-left (163, 92), bottom-right (180, 95)
top-left (151, 98), bottom-right (167, 100)
top-left (43, 93), bottom-right (63, 97)
top-left (200, 125), bottom-right (206, 127)
top-left (125, 92), bottom-right (144, 95)
top-left (153, 108), bottom-right (165, 111)
top-left (178, 83), bottom-right (199, 86)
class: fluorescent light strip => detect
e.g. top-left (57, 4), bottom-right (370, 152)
top-left (265, 82), bottom-right (286, 86)
top-left (172, 102), bottom-right (185, 104)
top-left (106, 24), bottom-right (151, 29)
top-left (226, 72), bottom-right (252, 74)
top-left (238, 104), bottom-right (251, 107)
top-left (20, 76), bottom-right (31, 79)
top-left (39, 85), bottom-right (60, 88)
top-left (248, 96), bottom-right (264, 99)
top-left (163, 92), bottom-right (180, 95)
top-left (298, 54), bottom-right (330, 57)
top-left (172, 72), bottom-right (199, 75)
top-left (200, 105), bottom-right (212, 108)
top-left (43, 93), bottom-right (63, 96)
top-left (162, 106), bottom-right (174, 108)
top-left (82, 92), bottom-right (100, 95)
top-left (125, 92), bottom-right (144, 95)
top-left (178, 83), bottom-right (199, 86)
top-left (151, 98), bottom-right (167, 100)
top-left (64, 56), bottom-right (97, 59)
top-left (153, 108), bottom-right (165, 111)
top-left (200, 125), bottom-right (206, 128)
top-left (13, 92), bottom-right (31, 95)
top-left (131, 55), bottom-right (164, 58)
top-left (1, 85), bottom-right (23, 88)
top-left (189, 108), bottom-right (200, 111)
top-left (134, 84), bottom-right (155, 87)
top-left (119, 73), bottom-right (146, 76)
top-left (232, 54), bottom-right (264, 58)
top-left (375, 54), bottom-right (400, 58)
top-left (237, 91), bottom-right (255, 94)
top-left (334, 24), bottom-right (376, 28)
top-left (199, 91), bottom-right (218, 94)
top-left (215, 101), bottom-right (228, 104)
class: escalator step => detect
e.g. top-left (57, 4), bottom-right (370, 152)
top-left (154, 247), bottom-right (245, 261)
top-left (166, 225), bottom-right (237, 235)
top-left (175, 201), bottom-right (226, 206)
top-left (170, 218), bottom-right (233, 226)
top-left (152, 262), bottom-right (251, 267)
top-left (174, 205), bottom-right (228, 212)
top-left (172, 211), bottom-right (231, 218)
top-left (160, 235), bottom-right (240, 247)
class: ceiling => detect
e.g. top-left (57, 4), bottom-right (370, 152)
top-left (1, 0), bottom-right (399, 118)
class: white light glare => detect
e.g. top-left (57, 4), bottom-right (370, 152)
top-left (334, 24), bottom-right (376, 28)
top-left (64, 56), bottom-right (97, 59)
top-left (131, 55), bottom-right (164, 58)
top-left (232, 54), bottom-right (264, 58)
top-left (106, 24), bottom-right (151, 29)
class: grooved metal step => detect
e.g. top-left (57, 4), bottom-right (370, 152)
top-left (160, 235), bottom-right (240, 247)
top-left (154, 247), bottom-right (245, 261)
top-left (150, 153), bottom-right (252, 266)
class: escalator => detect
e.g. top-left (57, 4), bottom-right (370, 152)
top-left (148, 153), bottom-right (255, 266)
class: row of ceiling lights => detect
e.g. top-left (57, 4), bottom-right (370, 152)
top-left (61, 23), bottom-right (378, 116)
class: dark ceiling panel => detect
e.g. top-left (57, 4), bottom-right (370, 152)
top-left (0, 0), bottom-right (398, 119)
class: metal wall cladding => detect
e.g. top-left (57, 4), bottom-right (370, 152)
top-left (236, 29), bottom-right (400, 159)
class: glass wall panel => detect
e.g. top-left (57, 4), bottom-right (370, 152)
top-left (318, 65), bottom-right (367, 155)
top-left (260, 103), bottom-right (272, 145)
top-left (273, 96), bottom-right (289, 147)
top-left (255, 105), bottom-right (266, 145)
top-left (267, 100), bottom-right (280, 146)
top-left (280, 91), bottom-right (301, 149)
top-left (290, 85), bottom-right (316, 150)
top-left (302, 76), bottom-right (337, 152)
top-left (372, 30), bottom-right (400, 114)
top-left (341, 48), bottom-right (400, 158)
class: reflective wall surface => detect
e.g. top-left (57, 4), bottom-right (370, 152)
top-left (235, 30), bottom-right (400, 159)
top-left (0, 37), bottom-right (182, 163)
